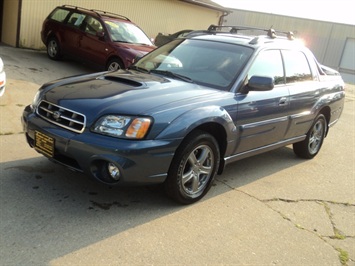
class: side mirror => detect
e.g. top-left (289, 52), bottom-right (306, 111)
top-left (96, 31), bottom-right (105, 39)
top-left (242, 76), bottom-right (274, 93)
top-left (132, 55), bottom-right (143, 64)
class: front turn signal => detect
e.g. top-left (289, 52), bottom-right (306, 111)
top-left (125, 118), bottom-right (151, 139)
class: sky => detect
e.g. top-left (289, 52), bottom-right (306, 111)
top-left (212, 0), bottom-right (355, 25)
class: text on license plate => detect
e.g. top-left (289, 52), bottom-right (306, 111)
top-left (34, 131), bottom-right (54, 157)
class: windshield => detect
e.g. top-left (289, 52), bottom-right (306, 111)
top-left (134, 39), bottom-right (253, 89)
top-left (104, 20), bottom-right (152, 45)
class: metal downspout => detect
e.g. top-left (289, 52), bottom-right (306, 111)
top-left (16, 0), bottom-right (22, 47)
top-left (219, 11), bottom-right (229, 26)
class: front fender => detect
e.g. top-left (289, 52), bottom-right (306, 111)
top-left (156, 105), bottom-right (236, 140)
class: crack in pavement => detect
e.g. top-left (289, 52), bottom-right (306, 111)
top-left (216, 180), bottom-right (355, 265)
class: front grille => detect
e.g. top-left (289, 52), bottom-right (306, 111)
top-left (37, 100), bottom-right (86, 133)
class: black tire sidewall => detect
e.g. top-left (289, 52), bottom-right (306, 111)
top-left (106, 58), bottom-right (124, 71)
top-left (165, 130), bottom-right (220, 204)
top-left (47, 37), bottom-right (60, 60)
top-left (293, 114), bottom-right (326, 159)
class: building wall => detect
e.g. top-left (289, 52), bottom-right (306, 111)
top-left (225, 9), bottom-right (355, 83)
top-left (16, 0), bottom-right (222, 49)
top-left (1, 1), bottom-right (353, 83)
top-left (1, 0), bottom-right (20, 46)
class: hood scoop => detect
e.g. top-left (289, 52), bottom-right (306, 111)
top-left (101, 75), bottom-right (143, 87)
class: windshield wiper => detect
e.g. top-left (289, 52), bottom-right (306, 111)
top-left (128, 65), bottom-right (150, 73)
top-left (113, 40), bottom-right (130, 43)
top-left (150, 70), bottom-right (194, 83)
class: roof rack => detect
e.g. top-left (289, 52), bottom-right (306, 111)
top-left (62, 5), bottom-right (130, 21)
top-left (207, 25), bottom-right (294, 40)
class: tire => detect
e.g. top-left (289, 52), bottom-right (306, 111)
top-left (165, 130), bottom-right (220, 204)
top-left (106, 58), bottom-right (124, 71)
top-left (293, 114), bottom-right (327, 159)
top-left (47, 37), bottom-right (61, 60)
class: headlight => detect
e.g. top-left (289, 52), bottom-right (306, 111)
top-left (31, 91), bottom-right (41, 109)
top-left (92, 115), bottom-right (152, 139)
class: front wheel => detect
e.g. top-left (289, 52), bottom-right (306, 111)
top-left (106, 58), bottom-right (124, 71)
top-left (293, 114), bottom-right (327, 159)
top-left (165, 130), bottom-right (220, 204)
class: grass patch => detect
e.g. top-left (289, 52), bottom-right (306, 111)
top-left (295, 224), bottom-right (304, 230)
top-left (336, 248), bottom-right (349, 265)
top-left (331, 229), bottom-right (346, 240)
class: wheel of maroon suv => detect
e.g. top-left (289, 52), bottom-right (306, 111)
top-left (47, 37), bottom-right (61, 60)
top-left (106, 58), bottom-right (124, 71)
top-left (165, 130), bottom-right (220, 204)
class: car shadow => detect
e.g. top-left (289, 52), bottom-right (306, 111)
top-left (215, 145), bottom-right (301, 188)
top-left (0, 145), bottom-right (306, 264)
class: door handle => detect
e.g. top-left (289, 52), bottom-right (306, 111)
top-left (279, 97), bottom-right (288, 106)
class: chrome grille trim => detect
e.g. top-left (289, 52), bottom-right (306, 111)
top-left (36, 100), bottom-right (86, 133)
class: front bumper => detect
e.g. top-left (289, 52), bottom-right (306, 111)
top-left (0, 70), bottom-right (6, 97)
top-left (22, 105), bottom-right (180, 185)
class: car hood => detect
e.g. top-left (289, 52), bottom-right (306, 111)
top-left (42, 71), bottom-right (226, 121)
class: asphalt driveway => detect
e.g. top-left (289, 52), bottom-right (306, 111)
top-left (0, 45), bottom-right (354, 265)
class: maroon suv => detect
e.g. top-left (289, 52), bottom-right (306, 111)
top-left (41, 5), bottom-right (156, 70)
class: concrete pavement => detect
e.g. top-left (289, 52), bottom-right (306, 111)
top-left (1, 45), bottom-right (354, 265)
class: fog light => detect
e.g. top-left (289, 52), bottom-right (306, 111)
top-left (107, 162), bottom-right (120, 180)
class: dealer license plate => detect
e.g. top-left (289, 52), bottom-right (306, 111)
top-left (34, 131), bottom-right (54, 157)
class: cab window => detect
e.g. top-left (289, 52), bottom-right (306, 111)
top-left (248, 50), bottom-right (285, 85)
top-left (282, 50), bottom-right (312, 83)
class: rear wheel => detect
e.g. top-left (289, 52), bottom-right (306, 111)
top-left (47, 37), bottom-right (61, 60)
top-left (106, 58), bottom-right (124, 71)
top-left (165, 130), bottom-right (220, 204)
top-left (293, 114), bottom-right (327, 159)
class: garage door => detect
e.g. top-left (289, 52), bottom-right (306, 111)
top-left (339, 38), bottom-right (355, 84)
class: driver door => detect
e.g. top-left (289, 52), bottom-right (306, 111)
top-left (234, 49), bottom-right (290, 153)
top-left (79, 16), bottom-right (110, 68)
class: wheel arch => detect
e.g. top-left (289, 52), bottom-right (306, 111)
top-left (46, 31), bottom-right (60, 45)
top-left (156, 105), bottom-right (236, 174)
top-left (318, 106), bottom-right (331, 136)
top-left (106, 56), bottom-right (125, 70)
top-left (194, 123), bottom-right (227, 174)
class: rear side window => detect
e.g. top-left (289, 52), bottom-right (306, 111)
top-left (248, 50), bottom-right (285, 85)
top-left (282, 50), bottom-right (312, 83)
top-left (67, 13), bottom-right (86, 28)
top-left (49, 8), bottom-right (70, 23)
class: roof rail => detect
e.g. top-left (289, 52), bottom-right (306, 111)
top-left (207, 25), bottom-right (294, 40)
top-left (90, 9), bottom-right (130, 21)
top-left (62, 5), bottom-right (130, 21)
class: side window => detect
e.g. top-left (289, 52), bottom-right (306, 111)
top-left (67, 13), bottom-right (86, 28)
top-left (49, 8), bottom-right (70, 23)
top-left (84, 16), bottom-right (103, 35)
top-left (248, 50), bottom-right (284, 85)
top-left (282, 50), bottom-right (312, 83)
